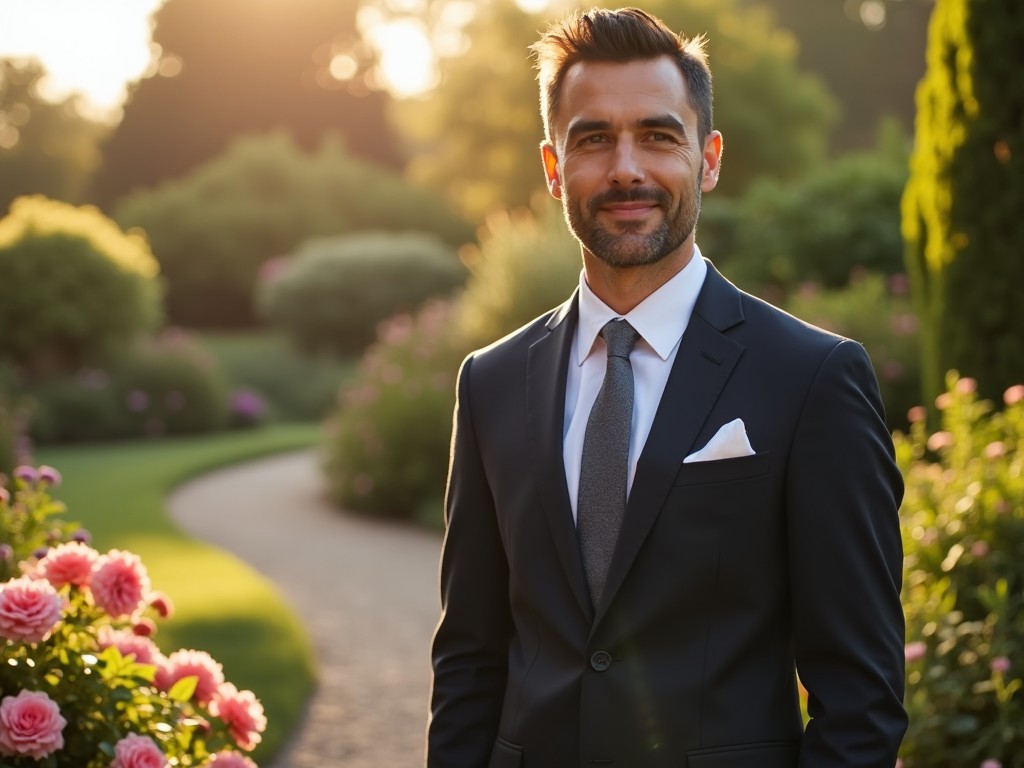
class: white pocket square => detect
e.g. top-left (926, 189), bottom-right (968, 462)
top-left (683, 418), bottom-right (756, 463)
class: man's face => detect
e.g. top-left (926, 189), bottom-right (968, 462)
top-left (542, 56), bottom-right (722, 271)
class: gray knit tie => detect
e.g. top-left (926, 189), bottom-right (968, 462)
top-left (578, 319), bottom-right (640, 608)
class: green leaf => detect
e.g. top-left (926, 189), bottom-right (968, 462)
top-left (168, 675), bottom-right (198, 703)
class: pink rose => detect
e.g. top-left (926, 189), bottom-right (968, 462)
top-left (990, 656), bottom-right (1011, 675)
top-left (205, 751), bottom-right (258, 767)
top-left (0, 690), bottom-right (66, 759)
top-left (98, 626), bottom-right (162, 666)
top-left (91, 549), bottom-right (151, 618)
top-left (904, 641), bottom-right (927, 662)
top-left (0, 576), bottom-right (64, 642)
top-left (1004, 384), bottom-right (1024, 406)
top-left (111, 733), bottom-right (167, 768)
top-left (37, 541), bottom-right (99, 588)
top-left (158, 649), bottom-right (225, 704)
top-left (209, 683), bottom-right (267, 751)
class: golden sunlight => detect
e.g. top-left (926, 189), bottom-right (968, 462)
top-left (0, 0), bottom-right (166, 120)
top-left (361, 15), bottom-right (439, 99)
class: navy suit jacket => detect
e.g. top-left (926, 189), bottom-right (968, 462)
top-left (428, 261), bottom-right (907, 768)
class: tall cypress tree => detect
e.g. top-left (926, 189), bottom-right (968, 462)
top-left (902, 0), bottom-right (1024, 406)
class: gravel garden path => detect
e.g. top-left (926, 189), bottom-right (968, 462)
top-left (167, 449), bottom-right (442, 768)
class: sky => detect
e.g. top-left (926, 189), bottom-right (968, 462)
top-left (0, 0), bottom-right (553, 120)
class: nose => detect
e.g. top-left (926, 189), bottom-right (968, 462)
top-left (607, 139), bottom-right (645, 186)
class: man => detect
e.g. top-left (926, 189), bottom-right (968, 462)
top-left (428, 7), bottom-right (906, 768)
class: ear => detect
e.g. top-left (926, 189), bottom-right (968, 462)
top-left (700, 130), bottom-right (724, 193)
top-left (541, 142), bottom-right (562, 199)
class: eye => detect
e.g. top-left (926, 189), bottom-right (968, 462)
top-left (647, 132), bottom-right (674, 142)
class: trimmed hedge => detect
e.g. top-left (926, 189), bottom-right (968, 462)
top-left (258, 231), bottom-right (465, 357)
top-left (0, 196), bottom-right (161, 376)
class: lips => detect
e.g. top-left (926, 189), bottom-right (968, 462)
top-left (601, 202), bottom-right (657, 219)
top-left (588, 188), bottom-right (669, 218)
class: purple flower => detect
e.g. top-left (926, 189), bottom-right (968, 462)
top-left (981, 760), bottom-right (1002, 768)
top-left (13, 465), bottom-right (37, 484)
top-left (230, 390), bottom-right (265, 419)
top-left (126, 390), bottom-right (150, 413)
top-left (990, 656), bottom-right (1011, 675)
top-left (0, 544), bottom-right (13, 561)
top-left (37, 465), bottom-right (61, 487)
top-left (71, 529), bottom-right (92, 544)
top-left (32, 546), bottom-right (49, 560)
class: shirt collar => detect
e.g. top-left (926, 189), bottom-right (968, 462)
top-left (576, 246), bottom-right (708, 365)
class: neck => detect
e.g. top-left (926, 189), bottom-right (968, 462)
top-left (583, 241), bottom-right (694, 315)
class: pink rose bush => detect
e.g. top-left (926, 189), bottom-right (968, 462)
top-left (1, 467), bottom-right (267, 767)
top-left (897, 374), bottom-right (1024, 766)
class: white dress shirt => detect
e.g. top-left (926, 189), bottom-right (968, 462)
top-left (563, 249), bottom-right (708, 523)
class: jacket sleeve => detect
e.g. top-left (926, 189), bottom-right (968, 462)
top-left (427, 355), bottom-right (513, 767)
top-left (786, 340), bottom-right (908, 767)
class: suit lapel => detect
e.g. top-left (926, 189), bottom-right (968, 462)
top-left (594, 263), bottom-right (746, 624)
top-left (527, 291), bottom-right (593, 621)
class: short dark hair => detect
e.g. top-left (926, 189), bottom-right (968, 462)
top-left (531, 7), bottom-right (713, 144)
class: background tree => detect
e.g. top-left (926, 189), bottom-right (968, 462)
top-left (902, 0), bottom-right (1024, 405)
top-left (737, 0), bottom-right (931, 151)
top-left (0, 60), bottom-right (108, 214)
top-left (91, 0), bottom-right (403, 208)
top-left (115, 132), bottom-right (472, 328)
top-left (394, 0), bottom-right (836, 223)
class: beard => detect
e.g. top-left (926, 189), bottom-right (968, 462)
top-left (564, 171), bottom-right (702, 269)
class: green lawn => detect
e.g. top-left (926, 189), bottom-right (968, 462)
top-left (37, 423), bottom-right (321, 765)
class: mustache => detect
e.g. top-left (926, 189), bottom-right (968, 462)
top-left (588, 187), bottom-right (671, 213)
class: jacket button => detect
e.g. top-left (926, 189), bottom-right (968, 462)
top-left (590, 650), bottom-right (612, 672)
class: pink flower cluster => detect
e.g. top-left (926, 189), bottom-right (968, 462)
top-left (157, 649), bottom-right (225, 704)
top-left (1, 470), bottom-right (268, 766)
top-left (111, 732), bottom-right (166, 768)
top-left (0, 690), bottom-right (66, 759)
top-left (0, 576), bottom-right (64, 642)
top-left (209, 683), bottom-right (268, 751)
top-left (205, 750), bottom-right (259, 767)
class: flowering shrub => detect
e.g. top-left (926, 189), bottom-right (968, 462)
top-left (784, 272), bottom-right (920, 430)
top-left (324, 300), bottom-right (467, 520)
top-left (0, 467), bottom-right (266, 766)
top-left (896, 373), bottom-right (1024, 767)
top-left (25, 329), bottom-right (231, 444)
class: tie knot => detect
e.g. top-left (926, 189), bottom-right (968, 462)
top-left (601, 319), bottom-right (640, 359)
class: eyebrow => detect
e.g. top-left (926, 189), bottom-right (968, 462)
top-left (565, 114), bottom-right (688, 144)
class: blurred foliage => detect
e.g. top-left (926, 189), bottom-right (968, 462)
top-left (457, 198), bottom-right (579, 349)
top-left (0, 196), bottom-right (162, 377)
top-left (784, 273), bottom-right (921, 430)
top-left (736, 0), bottom-right (930, 151)
top-left (24, 331), bottom-right (231, 444)
top-left (114, 133), bottom-right (473, 328)
top-left (394, 0), bottom-right (836, 222)
top-left (258, 230), bottom-right (465, 357)
top-left (323, 300), bottom-right (465, 519)
top-left (902, 0), bottom-right (1024, 408)
top-left (897, 373), bottom-right (1024, 767)
top-left (92, 0), bottom-right (402, 207)
top-left (197, 332), bottom-right (355, 422)
top-left (0, 60), bottom-right (109, 215)
top-left (710, 129), bottom-right (909, 296)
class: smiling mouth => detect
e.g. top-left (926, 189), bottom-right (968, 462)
top-left (601, 202), bottom-right (659, 219)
